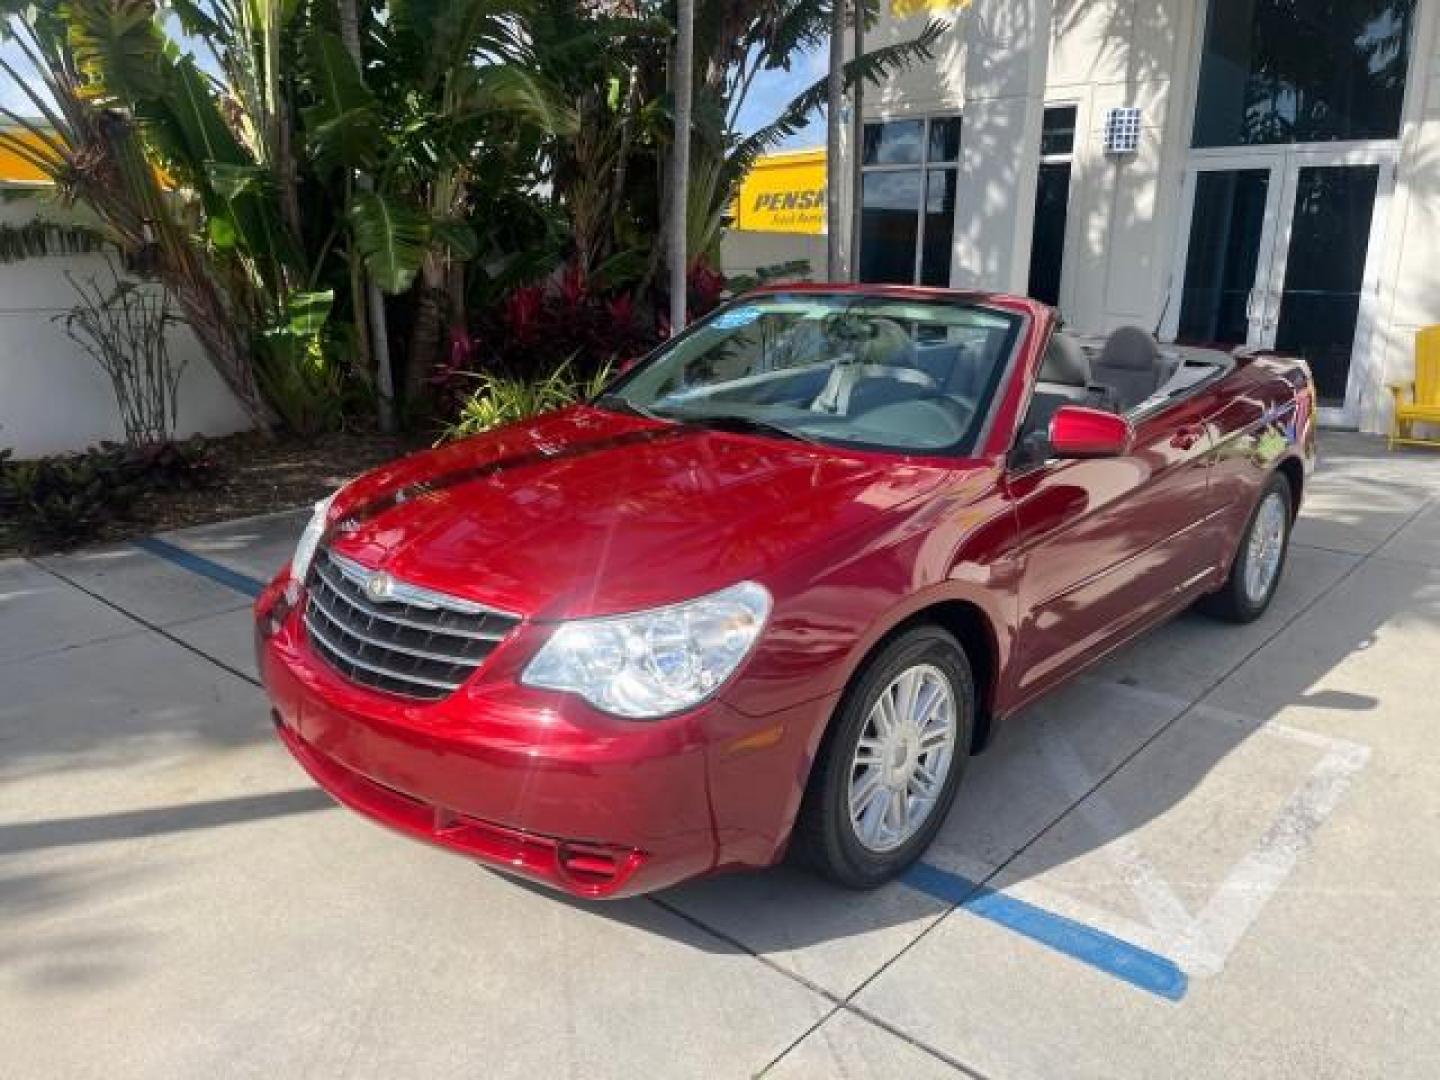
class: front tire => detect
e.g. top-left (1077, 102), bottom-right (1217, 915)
top-left (793, 625), bottom-right (974, 889)
top-left (1199, 471), bottom-right (1293, 624)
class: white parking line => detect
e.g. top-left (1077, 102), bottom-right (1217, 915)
top-left (999, 686), bottom-right (1370, 979)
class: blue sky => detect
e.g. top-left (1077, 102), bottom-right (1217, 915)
top-left (0, 40), bottom-right (37, 116)
top-left (734, 45), bottom-right (828, 150)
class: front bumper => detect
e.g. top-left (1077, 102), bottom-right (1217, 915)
top-left (272, 713), bottom-right (658, 895)
top-left (256, 576), bottom-right (825, 898)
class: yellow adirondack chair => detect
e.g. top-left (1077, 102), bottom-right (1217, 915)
top-left (1390, 326), bottom-right (1440, 450)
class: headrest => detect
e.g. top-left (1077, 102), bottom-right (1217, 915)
top-left (857, 317), bottom-right (915, 367)
top-left (1039, 332), bottom-right (1089, 386)
top-left (1097, 326), bottom-right (1161, 372)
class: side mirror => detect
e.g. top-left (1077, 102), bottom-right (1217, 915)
top-left (1048, 405), bottom-right (1134, 458)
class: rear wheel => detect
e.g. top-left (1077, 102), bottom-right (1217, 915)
top-left (793, 625), bottom-right (974, 888)
top-left (1199, 471), bottom-right (1293, 624)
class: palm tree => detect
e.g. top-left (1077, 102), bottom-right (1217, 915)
top-left (303, 0), bottom-right (577, 412)
top-left (336, 0), bottom-right (396, 433)
top-left (826, 0), bottom-right (845, 279)
top-left (670, 0), bottom-right (695, 330)
top-left (0, 0), bottom-right (299, 430)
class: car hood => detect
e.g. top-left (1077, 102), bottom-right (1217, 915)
top-left (323, 406), bottom-right (955, 620)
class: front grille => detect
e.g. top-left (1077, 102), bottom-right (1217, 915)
top-left (303, 548), bottom-right (520, 701)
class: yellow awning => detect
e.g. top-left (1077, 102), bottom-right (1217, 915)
top-left (731, 148), bottom-right (827, 235)
top-left (0, 129), bottom-right (57, 185)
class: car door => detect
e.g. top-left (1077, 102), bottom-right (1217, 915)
top-left (1004, 392), bottom-right (1219, 704)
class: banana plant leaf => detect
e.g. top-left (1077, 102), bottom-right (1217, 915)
top-left (431, 218), bottom-right (479, 261)
top-left (64, 0), bottom-right (168, 103)
top-left (349, 190), bottom-right (431, 294)
top-left (301, 33), bottom-right (383, 174)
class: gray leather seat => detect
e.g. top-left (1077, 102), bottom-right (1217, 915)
top-left (1037, 332), bottom-right (1091, 399)
top-left (1092, 326), bottom-right (1163, 412)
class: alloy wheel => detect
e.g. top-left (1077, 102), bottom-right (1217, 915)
top-left (846, 663), bottom-right (957, 853)
top-left (1244, 491), bottom-right (1288, 604)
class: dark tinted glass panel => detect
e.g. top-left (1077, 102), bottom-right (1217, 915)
top-left (1026, 162), bottom-right (1071, 305)
top-left (1177, 169), bottom-right (1270, 345)
top-left (863, 120), bottom-right (924, 165)
top-left (859, 171), bottom-right (921, 283)
top-left (1193, 0), bottom-right (1416, 147)
top-left (1041, 106), bottom-right (1077, 156)
top-left (927, 117), bottom-right (962, 162)
top-left (921, 170), bottom-right (957, 285)
top-left (1274, 164), bottom-right (1379, 405)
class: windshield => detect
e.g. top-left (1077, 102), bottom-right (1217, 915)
top-left (599, 292), bottom-right (1023, 454)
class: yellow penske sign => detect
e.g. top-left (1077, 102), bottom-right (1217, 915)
top-left (732, 148), bottom-right (827, 235)
top-left (892, 0), bottom-right (971, 19)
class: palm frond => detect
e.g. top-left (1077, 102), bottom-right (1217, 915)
top-left (783, 20), bottom-right (946, 123)
top-left (724, 20), bottom-right (945, 191)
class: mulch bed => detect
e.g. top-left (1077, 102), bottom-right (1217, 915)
top-left (1, 429), bottom-right (423, 559)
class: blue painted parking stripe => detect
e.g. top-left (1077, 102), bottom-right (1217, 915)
top-left (132, 537), bottom-right (265, 599)
top-left (903, 861), bottom-right (1188, 1001)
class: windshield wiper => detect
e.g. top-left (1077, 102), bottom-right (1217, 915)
top-left (593, 394), bottom-right (666, 422)
top-left (595, 396), bottom-right (822, 446)
top-left (672, 412), bottom-right (823, 445)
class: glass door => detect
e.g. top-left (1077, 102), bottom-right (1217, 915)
top-left (1263, 153), bottom-right (1394, 423)
top-left (1164, 149), bottom-right (1394, 427)
top-left (1164, 156), bottom-right (1283, 349)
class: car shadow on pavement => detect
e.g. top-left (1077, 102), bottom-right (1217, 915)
top-left (0, 788), bottom-right (333, 859)
top-left (558, 550), bottom-right (1431, 977)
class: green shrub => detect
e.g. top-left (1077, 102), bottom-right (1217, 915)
top-left (108, 437), bottom-right (219, 492)
top-left (0, 439), bottom-right (219, 548)
top-left (1, 453), bottom-right (138, 544)
top-left (442, 359), bottom-right (613, 442)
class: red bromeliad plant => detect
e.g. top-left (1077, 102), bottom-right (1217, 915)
top-left (430, 260), bottom-right (675, 423)
top-left (502, 285), bottom-right (546, 347)
top-left (687, 257), bottom-right (727, 320)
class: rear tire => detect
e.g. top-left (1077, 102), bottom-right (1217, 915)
top-left (1198, 471), bottom-right (1293, 624)
top-left (792, 625), bottom-right (974, 889)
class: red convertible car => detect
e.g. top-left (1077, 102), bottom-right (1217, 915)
top-left (256, 285), bottom-right (1315, 898)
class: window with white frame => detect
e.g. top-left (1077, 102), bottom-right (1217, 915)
top-left (1026, 105), bottom-right (1076, 307)
top-left (858, 116), bottom-right (961, 286)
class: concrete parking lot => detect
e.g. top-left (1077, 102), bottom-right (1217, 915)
top-left (3, 432), bottom-right (1438, 1079)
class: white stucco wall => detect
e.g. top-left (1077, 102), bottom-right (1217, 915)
top-left (720, 230), bottom-right (827, 281)
top-left (1370, 0), bottom-right (1440, 434)
top-left (0, 198), bottom-right (253, 459)
top-left (850, 0), bottom-right (1440, 434)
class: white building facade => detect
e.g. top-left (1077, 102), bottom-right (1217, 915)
top-left (840, 0), bottom-right (1440, 433)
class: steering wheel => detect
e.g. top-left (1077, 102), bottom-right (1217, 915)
top-left (854, 363), bottom-right (939, 391)
top-left (843, 316), bottom-right (940, 390)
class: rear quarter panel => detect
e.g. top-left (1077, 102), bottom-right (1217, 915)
top-left (1203, 355), bottom-right (1317, 566)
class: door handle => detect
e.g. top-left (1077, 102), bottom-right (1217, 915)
top-left (1170, 425), bottom-right (1204, 451)
top-left (1263, 288), bottom-right (1280, 331)
top-left (1245, 288), bottom-right (1259, 322)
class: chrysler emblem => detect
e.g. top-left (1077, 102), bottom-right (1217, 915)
top-left (364, 571), bottom-right (396, 603)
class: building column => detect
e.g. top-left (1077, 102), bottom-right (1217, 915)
top-left (949, 0), bottom-right (1052, 292)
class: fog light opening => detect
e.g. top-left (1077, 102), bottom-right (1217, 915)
top-left (556, 841), bottom-right (646, 889)
top-left (557, 843), bottom-right (619, 882)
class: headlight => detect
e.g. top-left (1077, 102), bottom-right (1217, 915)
top-left (289, 492), bottom-right (337, 586)
top-left (522, 582), bottom-right (772, 718)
